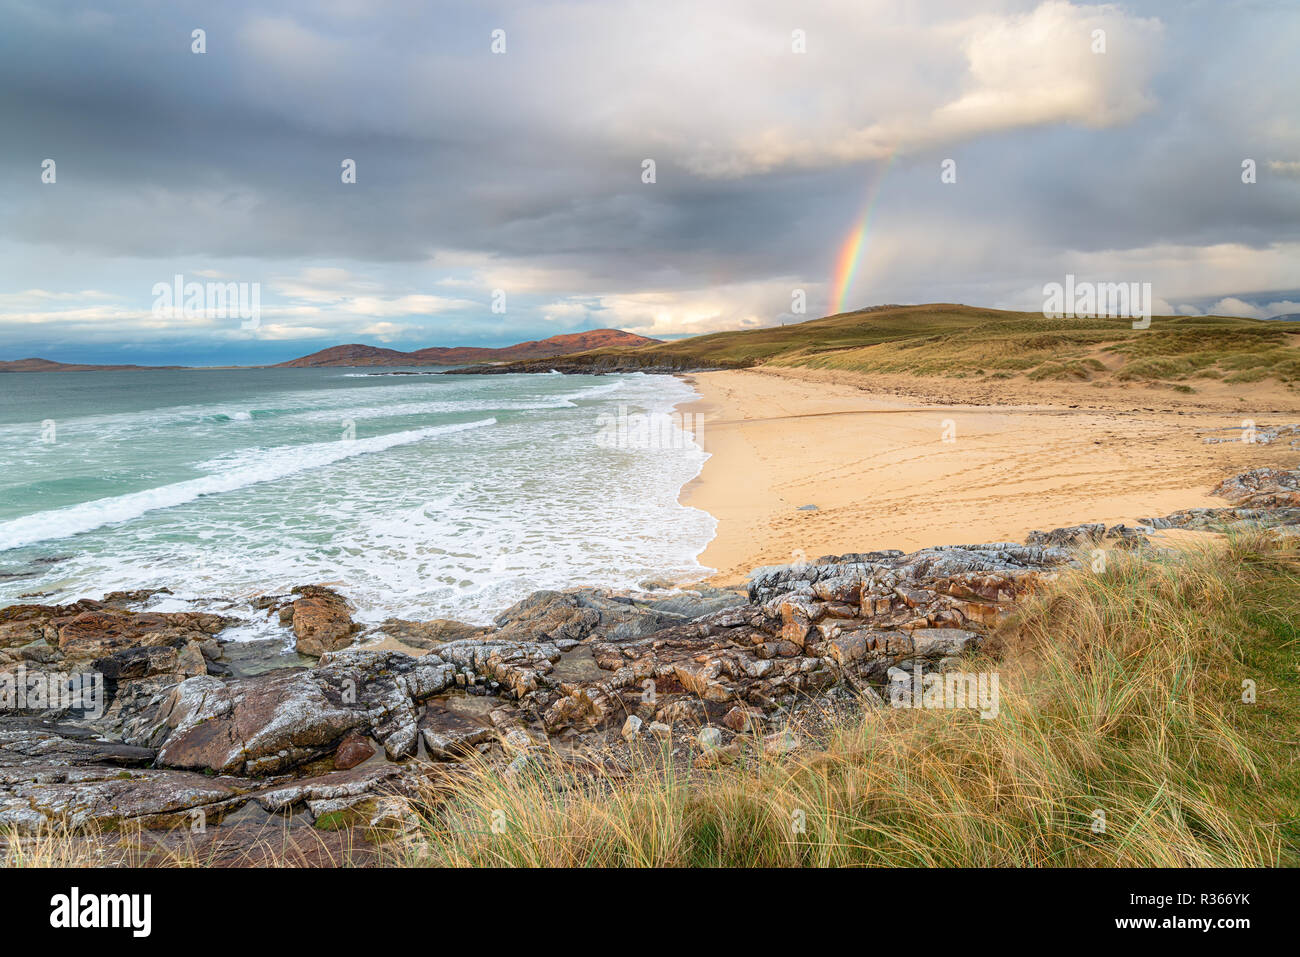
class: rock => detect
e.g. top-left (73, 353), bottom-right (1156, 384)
top-left (289, 586), bottom-right (358, 657)
top-left (367, 617), bottom-right (487, 649)
top-left (503, 753), bottom-right (533, 778)
top-left (764, 730), bottom-right (801, 754)
top-left (155, 673), bottom-right (360, 776)
top-left (499, 727), bottom-right (540, 753)
top-left (1211, 467), bottom-right (1300, 508)
top-left (155, 650), bottom-right (455, 775)
top-left (333, 730), bottom-right (376, 770)
top-left (252, 763), bottom-right (415, 814)
top-left (433, 636), bottom-right (565, 700)
top-left (908, 628), bottom-right (980, 658)
top-left (723, 705), bottom-right (763, 733)
top-left (0, 604), bottom-right (63, 648)
top-left (0, 722), bottom-right (157, 768)
top-left (175, 640), bottom-right (209, 676)
top-left (748, 543), bottom-right (1070, 606)
top-left (92, 645), bottom-right (181, 682)
top-left (693, 741), bottom-right (742, 767)
top-left (98, 588), bottom-right (172, 606)
top-left (56, 609), bottom-right (230, 659)
top-left (0, 763), bottom-right (246, 833)
top-left (311, 794), bottom-right (416, 839)
top-left (419, 702), bottom-right (494, 759)
top-left (1025, 523), bottom-right (1106, 547)
top-left (11, 465), bottom-right (1297, 842)
top-left (217, 638), bottom-right (314, 679)
top-left (655, 698), bottom-right (709, 726)
top-left (621, 714), bottom-right (643, 742)
top-left (1141, 506), bottom-right (1300, 532)
top-left (632, 587), bottom-right (748, 620)
top-left (493, 587), bottom-right (686, 643)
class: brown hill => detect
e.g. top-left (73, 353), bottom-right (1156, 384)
top-left (0, 357), bottom-right (184, 372)
top-left (274, 329), bottom-right (659, 368)
top-left (270, 344), bottom-right (415, 368)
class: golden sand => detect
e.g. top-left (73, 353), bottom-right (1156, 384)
top-left (677, 367), bottom-right (1300, 584)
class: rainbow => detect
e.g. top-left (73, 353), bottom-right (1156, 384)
top-left (829, 148), bottom-right (899, 316)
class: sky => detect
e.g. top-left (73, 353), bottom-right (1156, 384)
top-left (1, 0), bottom-right (1298, 366)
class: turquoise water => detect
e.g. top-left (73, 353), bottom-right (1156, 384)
top-left (0, 368), bottom-right (714, 633)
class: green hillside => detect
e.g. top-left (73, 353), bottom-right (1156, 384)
top-left (489, 304), bottom-right (1300, 388)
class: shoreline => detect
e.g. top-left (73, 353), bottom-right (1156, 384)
top-left (4, 367), bottom-right (1297, 854)
top-left (676, 367), bottom-right (1300, 585)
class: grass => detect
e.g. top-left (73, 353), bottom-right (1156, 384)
top-left (393, 530), bottom-right (1299, 867)
top-left (499, 303), bottom-right (1300, 388)
top-left (1, 815), bottom-right (379, 868)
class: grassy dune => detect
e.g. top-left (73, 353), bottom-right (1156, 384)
top-left (523, 304), bottom-right (1300, 388)
top-left (397, 532), bottom-right (1300, 868)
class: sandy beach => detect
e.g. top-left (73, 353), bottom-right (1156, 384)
top-left (679, 367), bottom-right (1300, 584)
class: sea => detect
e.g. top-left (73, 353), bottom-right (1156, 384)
top-left (0, 368), bottom-right (714, 639)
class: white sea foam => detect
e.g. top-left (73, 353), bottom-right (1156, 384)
top-left (0, 418), bottom-right (496, 552)
top-left (0, 371), bottom-right (714, 630)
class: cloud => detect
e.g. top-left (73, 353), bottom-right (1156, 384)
top-left (1207, 296), bottom-right (1300, 319)
top-left (558, 279), bottom-right (812, 338)
top-left (930, 2), bottom-right (1161, 132)
top-left (591, 0), bottom-right (1165, 176)
top-left (0, 0), bottom-right (1297, 361)
top-left (1208, 297), bottom-right (1267, 319)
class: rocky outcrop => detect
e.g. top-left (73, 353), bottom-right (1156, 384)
top-left (1202, 424), bottom-right (1300, 447)
top-left (1210, 467), bottom-right (1300, 508)
top-left (1141, 506), bottom-right (1300, 531)
top-left (747, 543), bottom-right (1071, 607)
top-left (535, 547), bottom-right (1033, 738)
top-left (155, 650), bottom-right (456, 775)
top-left (284, 586), bottom-right (359, 657)
top-left (486, 585), bottom-right (746, 645)
top-left (1025, 523), bottom-right (1152, 548)
top-left (366, 617), bottom-right (487, 649)
top-left (0, 601), bottom-right (229, 659)
top-left (4, 467), bottom-right (1298, 840)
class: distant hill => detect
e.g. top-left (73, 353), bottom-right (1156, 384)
top-left (269, 344), bottom-right (415, 368)
top-left (274, 329), bottom-right (660, 368)
top-left (456, 303), bottom-right (1300, 389)
top-left (0, 357), bottom-right (184, 373)
top-left (1, 329), bottom-right (660, 373)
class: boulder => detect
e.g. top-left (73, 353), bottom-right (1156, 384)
top-left (367, 617), bottom-right (486, 649)
top-left (288, 586), bottom-right (358, 657)
top-left (492, 587), bottom-right (689, 643)
top-left (621, 714), bottom-right (643, 741)
top-left (56, 609), bottom-right (229, 659)
top-left (698, 726), bottom-right (723, 750)
top-left (333, 730), bottom-right (376, 770)
top-left (0, 763), bottom-right (246, 833)
top-left (155, 650), bottom-right (455, 775)
top-left (1211, 467), bottom-right (1300, 508)
top-left (418, 702), bottom-right (495, 759)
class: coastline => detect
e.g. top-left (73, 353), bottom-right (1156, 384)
top-left (5, 366), bottom-right (1298, 859)
top-left (676, 367), bottom-right (1300, 584)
